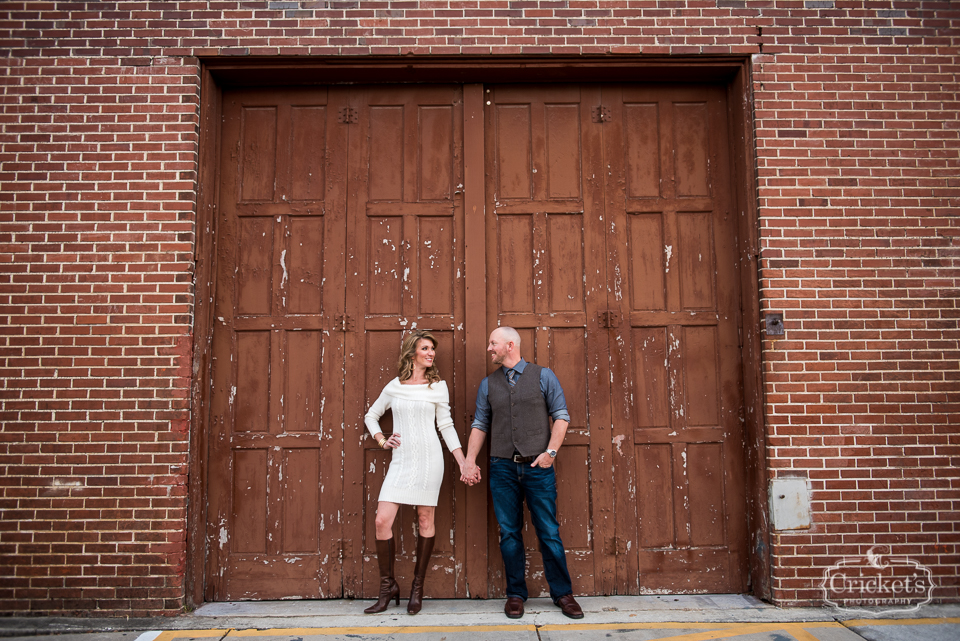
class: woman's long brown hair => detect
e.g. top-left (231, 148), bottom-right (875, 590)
top-left (397, 329), bottom-right (442, 386)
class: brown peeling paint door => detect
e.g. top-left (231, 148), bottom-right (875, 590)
top-left (603, 86), bottom-right (747, 592)
top-left (338, 86), bottom-right (468, 599)
top-left (484, 84), bottom-right (747, 595)
top-left (602, 85), bottom-right (748, 593)
top-left (483, 85), bottom-right (613, 597)
top-left (206, 82), bottom-right (746, 600)
top-left (207, 86), bottom-right (467, 601)
top-left (207, 88), bottom-right (347, 600)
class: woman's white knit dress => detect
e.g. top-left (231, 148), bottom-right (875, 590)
top-left (364, 378), bottom-right (462, 507)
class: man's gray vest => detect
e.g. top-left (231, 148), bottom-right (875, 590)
top-left (488, 363), bottom-right (551, 458)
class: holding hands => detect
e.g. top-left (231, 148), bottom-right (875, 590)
top-left (460, 460), bottom-right (481, 486)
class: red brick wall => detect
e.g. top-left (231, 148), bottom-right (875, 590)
top-left (751, 2), bottom-right (960, 606)
top-left (1, 0), bottom-right (957, 615)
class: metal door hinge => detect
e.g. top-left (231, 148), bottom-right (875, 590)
top-left (599, 310), bottom-right (620, 328)
top-left (592, 105), bottom-right (611, 123)
top-left (340, 538), bottom-right (354, 561)
top-left (335, 314), bottom-right (355, 331)
top-left (605, 536), bottom-right (625, 555)
top-left (338, 107), bottom-right (358, 124)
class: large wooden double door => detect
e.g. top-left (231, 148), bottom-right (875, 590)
top-left (204, 83), bottom-right (747, 600)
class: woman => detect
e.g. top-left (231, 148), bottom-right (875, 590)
top-left (363, 329), bottom-right (466, 615)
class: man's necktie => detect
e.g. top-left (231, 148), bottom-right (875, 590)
top-left (506, 369), bottom-right (516, 386)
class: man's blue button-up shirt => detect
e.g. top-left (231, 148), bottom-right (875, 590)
top-left (471, 358), bottom-right (570, 433)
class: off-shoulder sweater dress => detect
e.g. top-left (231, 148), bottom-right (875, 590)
top-left (363, 378), bottom-right (462, 507)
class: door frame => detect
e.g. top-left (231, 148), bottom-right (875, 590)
top-left (188, 56), bottom-right (768, 608)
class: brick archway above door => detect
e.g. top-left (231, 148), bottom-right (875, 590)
top-left (190, 64), bottom-right (767, 604)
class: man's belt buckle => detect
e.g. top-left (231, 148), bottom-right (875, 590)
top-left (512, 453), bottom-right (534, 463)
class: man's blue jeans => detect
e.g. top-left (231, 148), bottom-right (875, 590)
top-left (488, 457), bottom-right (573, 601)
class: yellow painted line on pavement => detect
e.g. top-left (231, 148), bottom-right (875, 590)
top-left (538, 621), bottom-right (839, 631)
top-left (149, 618), bottom-right (960, 641)
top-left (538, 622), bottom-right (743, 630)
top-left (155, 632), bottom-right (230, 641)
top-left (782, 624), bottom-right (826, 641)
top-left (627, 623), bottom-right (840, 641)
top-left (227, 624), bottom-right (537, 635)
top-left (542, 622), bottom-right (848, 641)
top-left (158, 623), bottom-right (739, 639)
top-left (844, 617), bottom-right (960, 626)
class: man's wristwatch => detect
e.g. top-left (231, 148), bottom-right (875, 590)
top-left (546, 449), bottom-right (558, 458)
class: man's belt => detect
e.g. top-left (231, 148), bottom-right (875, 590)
top-left (492, 453), bottom-right (538, 463)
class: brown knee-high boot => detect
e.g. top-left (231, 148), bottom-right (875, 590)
top-left (364, 538), bottom-right (400, 614)
top-left (407, 534), bottom-right (435, 614)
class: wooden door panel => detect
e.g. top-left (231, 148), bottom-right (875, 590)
top-left (285, 331), bottom-right (323, 432)
top-left (234, 331), bottom-right (269, 432)
top-left (416, 216), bottom-right (456, 315)
top-left (342, 86), bottom-right (467, 599)
top-left (683, 325), bottom-right (721, 426)
top-left (677, 211), bottom-right (717, 310)
top-left (366, 216), bottom-right (404, 314)
top-left (232, 449), bottom-right (268, 553)
top-left (486, 83), bottom-right (748, 596)
top-left (287, 218), bottom-right (325, 314)
top-left (546, 214), bottom-right (586, 312)
top-left (236, 217), bottom-right (274, 315)
top-left (543, 104), bottom-right (583, 199)
top-left (367, 106), bottom-right (405, 200)
top-left (208, 89), bottom-right (345, 601)
top-left (623, 103), bottom-right (660, 198)
top-left (627, 214), bottom-right (667, 310)
top-left (420, 105), bottom-right (456, 200)
top-left (494, 104), bottom-right (533, 199)
top-left (282, 448), bottom-right (322, 551)
top-left (548, 327), bottom-right (589, 425)
top-left (605, 85), bottom-right (747, 594)
top-left (289, 106), bottom-right (327, 200)
top-left (633, 327), bottom-right (670, 426)
top-left (497, 215), bottom-right (536, 313)
top-left (555, 444), bottom-right (592, 593)
top-left (687, 442), bottom-right (725, 546)
top-left (636, 444), bottom-right (674, 547)
top-left (484, 85), bottom-right (611, 598)
top-left (673, 102), bottom-right (711, 197)
top-left (238, 107), bottom-right (278, 201)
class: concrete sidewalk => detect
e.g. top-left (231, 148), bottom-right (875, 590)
top-left (0, 595), bottom-right (958, 640)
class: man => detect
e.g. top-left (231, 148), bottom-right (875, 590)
top-left (462, 326), bottom-right (584, 620)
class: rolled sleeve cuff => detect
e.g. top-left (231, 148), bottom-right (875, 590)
top-left (470, 421), bottom-right (490, 433)
top-left (551, 410), bottom-right (570, 422)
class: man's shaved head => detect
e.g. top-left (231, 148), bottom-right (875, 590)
top-left (494, 326), bottom-right (521, 348)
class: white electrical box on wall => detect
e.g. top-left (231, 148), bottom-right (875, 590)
top-left (770, 478), bottom-right (811, 530)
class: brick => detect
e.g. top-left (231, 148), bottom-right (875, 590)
top-left (2, 0), bottom-right (958, 616)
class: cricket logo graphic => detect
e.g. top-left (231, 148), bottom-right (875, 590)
top-left (820, 545), bottom-right (935, 615)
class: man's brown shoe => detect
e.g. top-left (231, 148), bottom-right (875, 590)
top-left (504, 596), bottom-right (524, 619)
top-left (555, 594), bottom-right (584, 619)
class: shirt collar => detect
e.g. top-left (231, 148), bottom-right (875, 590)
top-left (501, 358), bottom-right (527, 376)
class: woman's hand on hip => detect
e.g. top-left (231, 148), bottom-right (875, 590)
top-left (383, 433), bottom-right (400, 449)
